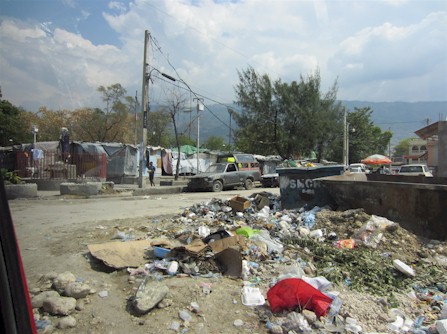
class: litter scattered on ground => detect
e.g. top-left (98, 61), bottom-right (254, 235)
top-left (31, 191), bottom-right (447, 333)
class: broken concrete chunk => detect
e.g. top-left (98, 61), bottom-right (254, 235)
top-left (52, 271), bottom-right (76, 293)
top-left (64, 282), bottom-right (92, 299)
top-left (132, 277), bottom-right (169, 314)
top-left (42, 296), bottom-right (77, 316)
top-left (31, 290), bottom-right (61, 308)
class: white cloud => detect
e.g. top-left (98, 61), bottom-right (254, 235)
top-left (0, 0), bottom-right (445, 111)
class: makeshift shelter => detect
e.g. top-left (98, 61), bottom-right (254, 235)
top-left (71, 142), bottom-right (107, 179)
top-left (254, 155), bottom-right (284, 175)
top-left (101, 143), bottom-right (138, 183)
top-left (170, 145), bottom-right (215, 175)
top-left (146, 146), bottom-right (164, 178)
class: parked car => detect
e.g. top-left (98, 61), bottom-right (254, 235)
top-left (398, 164), bottom-right (433, 177)
top-left (261, 173), bottom-right (279, 187)
top-left (349, 163), bottom-right (370, 173)
top-left (187, 162), bottom-right (261, 192)
top-left (349, 166), bottom-right (364, 173)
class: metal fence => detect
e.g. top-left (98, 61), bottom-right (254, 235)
top-left (14, 151), bottom-right (107, 180)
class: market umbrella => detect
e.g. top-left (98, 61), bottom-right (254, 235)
top-left (361, 154), bottom-right (392, 165)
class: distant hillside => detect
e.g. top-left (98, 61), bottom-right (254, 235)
top-left (174, 101), bottom-right (447, 147)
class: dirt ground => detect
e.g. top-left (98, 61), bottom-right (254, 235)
top-left (8, 189), bottom-right (447, 334)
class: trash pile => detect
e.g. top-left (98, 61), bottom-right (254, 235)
top-left (87, 191), bottom-right (447, 334)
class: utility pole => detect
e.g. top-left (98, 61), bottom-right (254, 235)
top-left (138, 30), bottom-right (149, 188)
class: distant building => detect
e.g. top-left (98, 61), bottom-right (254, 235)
top-left (415, 121), bottom-right (447, 177)
top-left (402, 138), bottom-right (428, 165)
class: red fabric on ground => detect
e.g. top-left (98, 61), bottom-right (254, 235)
top-left (266, 278), bottom-right (333, 318)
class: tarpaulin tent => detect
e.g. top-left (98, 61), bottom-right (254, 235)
top-left (71, 142), bottom-right (107, 179)
top-left (101, 143), bottom-right (138, 183)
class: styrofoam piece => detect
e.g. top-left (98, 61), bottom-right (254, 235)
top-left (393, 259), bottom-right (415, 277)
top-left (388, 316), bottom-right (404, 332)
top-left (241, 287), bottom-right (265, 306)
top-left (437, 319), bottom-right (447, 334)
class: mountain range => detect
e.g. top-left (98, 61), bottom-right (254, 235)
top-left (174, 101), bottom-right (447, 147)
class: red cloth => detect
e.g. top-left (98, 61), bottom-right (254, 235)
top-left (267, 278), bottom-right (333, 318)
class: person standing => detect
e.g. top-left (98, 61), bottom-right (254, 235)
top-left (147, 161), bottom-right (156, 186)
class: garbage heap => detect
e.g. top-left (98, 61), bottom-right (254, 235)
top-left (89, 191), bottom-right (447, 334)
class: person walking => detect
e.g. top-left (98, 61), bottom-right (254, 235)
top-left (147, 161), bottom-right (156, 186)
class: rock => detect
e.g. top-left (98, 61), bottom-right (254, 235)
top-left (270, 324), bottom-right (283, 333)
top-left (233, 319), bottom-right (244, 327)
top-left (75, 299), bottom-right (85, 311)
top-left (57, 316), bottom-right (77, 329)
top-left (302, 309), bottom-right (317, 324)
top-left (64, 282), bottom-right (91, 299)
top-left (42, 296), bottom-right (77, 316)
top-left (98, 290), bottom-right (108, 298)
top-left (132, 277), bottom-right (169, 314)
top-left (31, 290), bottom-right (60, 308)
top-left (52, 271), bottom-right (76, 293)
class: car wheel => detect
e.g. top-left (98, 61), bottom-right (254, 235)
top-left (212, 180), bottom-right (223, 192)
top-left (244, 178), bottom-right (253, 190)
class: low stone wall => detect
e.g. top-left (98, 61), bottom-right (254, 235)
top-left (60, 182), bottom-right (109, 196)
top-left (5, 183), bottom-right (38, 199)
top-left (320, 176), bottom-right (447, 240)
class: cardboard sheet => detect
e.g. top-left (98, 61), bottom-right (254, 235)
top-left (88, 240), bottom-right (151, 269)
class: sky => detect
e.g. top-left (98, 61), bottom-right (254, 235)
top-left (0, 0), bottom-right (446, 112)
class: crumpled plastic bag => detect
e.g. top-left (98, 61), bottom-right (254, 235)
top-left (249, 230), bottom-right (283, 254)
top-left (266, 278), bottom-right (333, 318)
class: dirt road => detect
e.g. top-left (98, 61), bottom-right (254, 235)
top-left (8, 188), bottom-right (280, 334)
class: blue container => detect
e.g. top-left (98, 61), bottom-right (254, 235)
top-left (153, 246), bottom-right (171, 259)
top-left (278, 165), bottom-right (345, 210)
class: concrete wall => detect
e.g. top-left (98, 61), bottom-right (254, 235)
top-left (320, 176), bottom-right (447, 240)
top-left (439, 122), bottom-right (447, 177)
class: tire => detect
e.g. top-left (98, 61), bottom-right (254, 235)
top-left (244, 178), bottom-right (253, 190)
top-left (212, 180), bottom-right (223, 192)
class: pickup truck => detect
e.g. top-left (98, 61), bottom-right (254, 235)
top-left (187, 162), bottom-right (261, 192)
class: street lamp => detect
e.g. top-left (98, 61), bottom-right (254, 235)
top-left (194, 98), bottom-right (204, 174)
top-left (346, 123), bottom-right (355, 165)
top-left (227, 108), bottom-right (234, 152)
top-left (32, 125), bottom-right (38, 147)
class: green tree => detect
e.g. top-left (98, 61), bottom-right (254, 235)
top-left (34, 107), bottom-right (72, 141)
top-left (0, 100), bottom-right (32, 145)
top-left (203, 136), bottom-right (226, 150)
top-left (393, 138), bottom-right (411, 157)
top-left (147, 109), bottom-right (171, 147)
top-left (69, 84), bottom-right (135, 143)
top-left (345, 107), bottom-right (393, 163)
top-left (234, 67), bottom-right (343, 161)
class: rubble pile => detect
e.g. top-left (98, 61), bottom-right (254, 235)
top-left (31, 191), bottom-right (447, 333)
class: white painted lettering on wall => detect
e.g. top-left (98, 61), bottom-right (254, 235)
top-left (286, 179), bottom-right (321, 189)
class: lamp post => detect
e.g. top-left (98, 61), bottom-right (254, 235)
top-left (346, 123), bottom-right (355, 165)
top-left (32, 125), bottom-right (38, 147)
top-left (193, 98), bottom-right (204, 174)
top-left (227, 108), bottom-right (233, 152)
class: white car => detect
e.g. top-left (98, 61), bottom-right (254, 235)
top-left (349, 163), bottom-right (369, 173)
top-left (398, 164), bottom-right (433, 177)
top-left (349, 166), bottom-right (364, 173)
